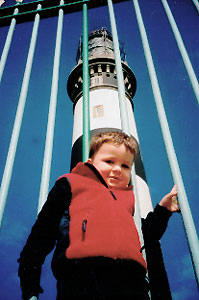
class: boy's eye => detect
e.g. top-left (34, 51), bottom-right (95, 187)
top-left (122, 164), bottom-right (130, 169)
top-left (105, 160), bottom-right (113, 164)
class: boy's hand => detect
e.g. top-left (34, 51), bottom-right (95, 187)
top-left (159, 185), bottom-right (180, 212)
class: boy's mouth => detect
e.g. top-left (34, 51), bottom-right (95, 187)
top-left (109, 176), bottom-right (121, 181)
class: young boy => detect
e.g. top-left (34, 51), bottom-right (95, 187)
top-left (18, 131), bottom-right (179, 300)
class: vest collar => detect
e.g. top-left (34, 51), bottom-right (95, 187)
top-left (71, 162), bottom-right (133, 191)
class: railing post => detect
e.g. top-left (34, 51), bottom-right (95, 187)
top-left (37, 1), bottom-right (64, 212)
top-left (0, 8), bottom-right (18, 83)
top-left (107, 0), bottom-right (130, 135)
top-left (82, 3), bottom-right (90, 162)
top-left (161, 0), bottom-right (199, 105)
top-left (0, 4), bottom-right (41, 229)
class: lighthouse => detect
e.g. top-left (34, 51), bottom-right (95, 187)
top-left (67, 27), bottom-right (152, 218)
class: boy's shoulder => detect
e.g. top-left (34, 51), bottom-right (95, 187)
top-left (56, 173), bottom-right (70, 182)
top-left (56, 162), bottom-right (90, 183)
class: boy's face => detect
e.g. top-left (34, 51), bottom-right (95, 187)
top-left (88, 143), bottom-right (134, 189)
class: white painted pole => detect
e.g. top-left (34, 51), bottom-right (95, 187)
top-left (0, 8), bottom-right (18, 83)
top-left (0, 5), bottom-right (41, 229)
top-left (191, 0), bottom-right (199, 13)
top-left (0, 1), bottom-right (5, 7)
top-left (161, 0), bottom-right (199, 104)
top-left (107, 0), bottom-right (130, 135)
top-left (37, 1), bottom-right (64, 213)
top-left (132, 0), bottom-right (199, 287)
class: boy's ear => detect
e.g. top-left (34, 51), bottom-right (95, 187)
top-left (87, 158), bottom-right (92, 164)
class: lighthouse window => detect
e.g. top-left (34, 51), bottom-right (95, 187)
top-left (93, 105), bottom-right (104, 118)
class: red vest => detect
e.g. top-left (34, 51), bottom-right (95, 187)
top-left (60, 163), bottom-right (147, 270)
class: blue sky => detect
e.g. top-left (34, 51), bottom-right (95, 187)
top-left (0, 0), bottom-right (199, 299)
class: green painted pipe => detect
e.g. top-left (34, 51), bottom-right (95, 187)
top-left (82, 3), bottom-right (90, 161)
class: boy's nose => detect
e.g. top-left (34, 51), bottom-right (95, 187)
top-left (112, 165), bottom-right (121, 172)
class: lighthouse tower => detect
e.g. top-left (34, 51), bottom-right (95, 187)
top-left (67, 27), bottom-right (152, 218)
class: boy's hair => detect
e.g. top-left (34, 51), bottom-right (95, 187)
top-left (89, 131), bottom-right (138, 158)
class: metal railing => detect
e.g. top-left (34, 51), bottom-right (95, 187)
top-left (0, 0), bottom-right (198, 294)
